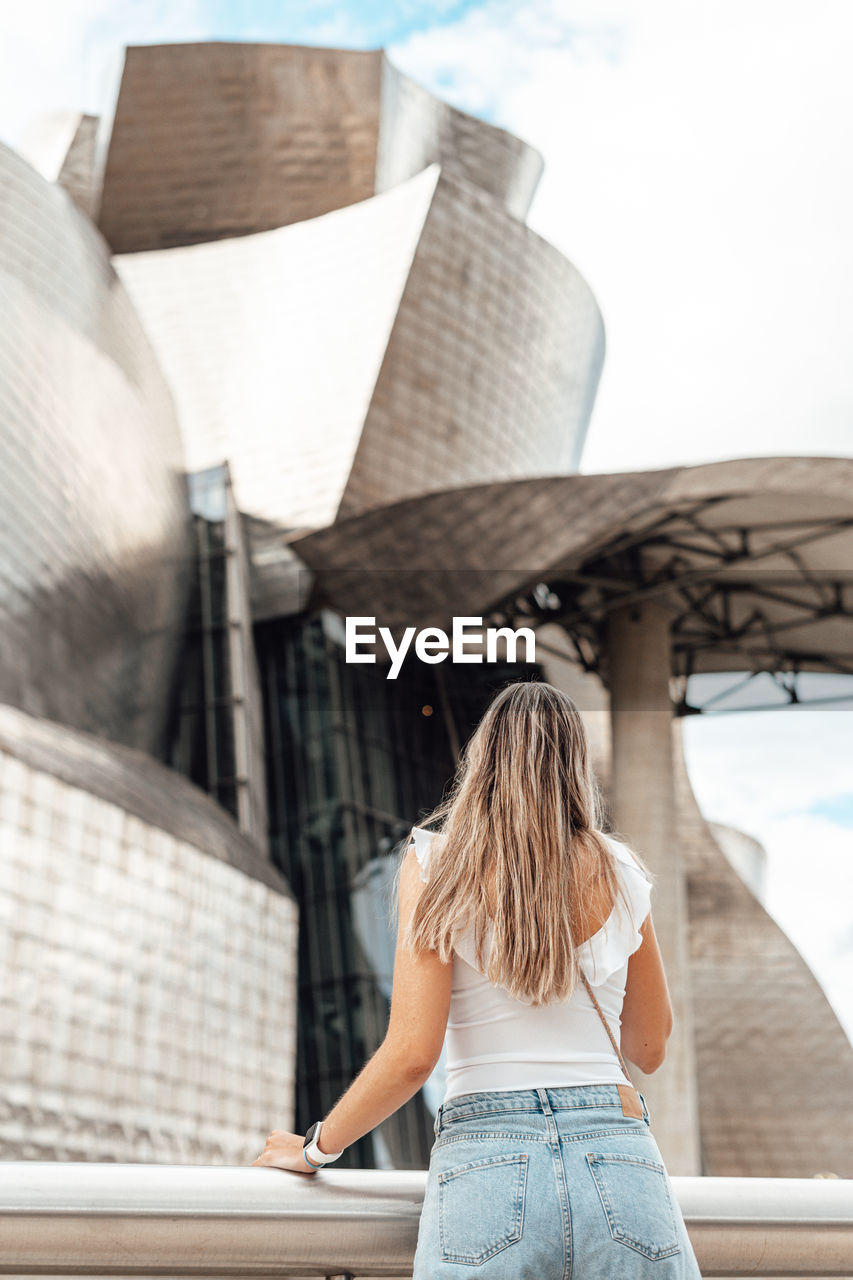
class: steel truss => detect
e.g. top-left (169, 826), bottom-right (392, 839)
top-left (492, 500), bottom-right (853, 715)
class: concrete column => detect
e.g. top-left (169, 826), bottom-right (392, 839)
top-left (605, 599), bottom-right (701, 1174)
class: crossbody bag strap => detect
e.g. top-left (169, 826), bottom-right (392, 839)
top-left (580, 970), bottom-right (631, 1080)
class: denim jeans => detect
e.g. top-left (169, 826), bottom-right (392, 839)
top-left (413, 1085), bottom-right (701, 1279)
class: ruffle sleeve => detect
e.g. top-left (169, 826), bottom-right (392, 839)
top-left (409, 826), bottom-right (651, 989)
top-left (410, 825), bottom-right (434, 883)
top-left (578, 837), bottom-right (652, 987)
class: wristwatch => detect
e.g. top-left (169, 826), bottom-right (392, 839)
top-left (302, 1120), bottom-right (344, 1169)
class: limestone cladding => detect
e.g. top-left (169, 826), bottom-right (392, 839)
top-left (0, 747), bottom-right (297, 1164)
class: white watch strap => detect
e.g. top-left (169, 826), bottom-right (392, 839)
top-left (305, 1121), bottom-right (344, 1165)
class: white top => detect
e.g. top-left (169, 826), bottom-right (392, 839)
top-left (410, 825), bottom-right (652, 1101)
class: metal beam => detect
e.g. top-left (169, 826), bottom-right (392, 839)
top-left (556, 515), bottom-right (853, 627)
top-left (679, 689), bottom-right (853, 716)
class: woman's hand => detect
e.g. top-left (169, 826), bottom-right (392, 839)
top-left (249, 848), bottom-right (451, 1173)
top-left (251, 1129), bottom-right (317, 1174)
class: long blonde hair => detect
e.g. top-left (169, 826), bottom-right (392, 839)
top-left (405, 679), bottom-right (639, 1006)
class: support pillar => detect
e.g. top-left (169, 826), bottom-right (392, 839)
top-left (605, 599), bottom-right (701, 1174)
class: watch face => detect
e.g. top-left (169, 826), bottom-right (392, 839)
top-left (303, 1121), bottom-right (319, 1148)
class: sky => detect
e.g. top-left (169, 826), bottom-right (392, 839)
top-left (1, 1), bottom-right (852, 1037)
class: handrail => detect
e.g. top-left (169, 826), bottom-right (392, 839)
top-left (1, 1164), bottom-right (852, 1277)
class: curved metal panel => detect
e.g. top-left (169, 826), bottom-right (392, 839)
top-left (0, 143), bottom-right (191, 754)
top-left (338, 169), bottom-right (604, 518)
top-left (98, 43), bottom-right (384, 252)
top-left (97, 43), bottom-right (545, 254)
top-left (116, 167), bottom-right (602, 535)
top-left (0, 711), bottom-right (298, 1164)
top-left (674, 726), bottom-right (853, 1178)
top-left (0, 704), bottom-right (284, 891)
top-left (377, 53), bottom-right (544, 220)
top-left (114, 167), bottom-right (440, 532)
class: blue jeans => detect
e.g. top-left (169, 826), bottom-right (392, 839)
top-left (413, 1085), bottom-right (701, 1279)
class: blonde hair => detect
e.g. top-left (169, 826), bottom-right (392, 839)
top-left (405, 679), bottom-right (640, 1006)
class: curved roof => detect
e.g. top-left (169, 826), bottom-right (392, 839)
top-left (292, 454), bottom-right (853, 679)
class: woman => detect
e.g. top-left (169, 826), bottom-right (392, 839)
top-left (253, 680), bottom-right (701, 1278)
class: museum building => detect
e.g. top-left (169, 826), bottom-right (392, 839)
top-left (1, 40), bottom-right (852, 1175)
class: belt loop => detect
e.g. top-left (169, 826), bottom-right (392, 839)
top-left (537, 1088), bottom-right (558, 1140)
top-left (434, 1102), bottom-right (444, 1137)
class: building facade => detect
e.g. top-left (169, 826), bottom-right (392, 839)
top-left (2, 39), bottom-right (851, 1176)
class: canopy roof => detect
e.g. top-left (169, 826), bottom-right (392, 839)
top-left (291, 455), bottom-right (853, 687)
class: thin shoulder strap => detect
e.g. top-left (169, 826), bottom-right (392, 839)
top-left (580, 971), bottom-right (631, 1080)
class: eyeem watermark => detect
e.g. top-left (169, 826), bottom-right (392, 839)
top-left (346, 616), bottom-right (536, 680)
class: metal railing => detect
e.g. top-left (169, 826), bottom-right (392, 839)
top-left (1, 1163), bottom-right (852, 1277)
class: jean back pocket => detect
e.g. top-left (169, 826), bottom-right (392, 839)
top-left (587, 1151), bottom-right (681, 1260)
top-left (438, 1152), bottom-right (528, 1265)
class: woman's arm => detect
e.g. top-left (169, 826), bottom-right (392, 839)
top-left (619, 914), bottom-right (673, 1074)
top-left (253, 846), bottom-right (453, 1172)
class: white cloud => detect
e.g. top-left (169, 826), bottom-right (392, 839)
top-left (0, 0), bottom-right (209, 148)
top-left (683, 709), bottom-right (853, 830)
top-left (389, 0), bottom-right (853, 473)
